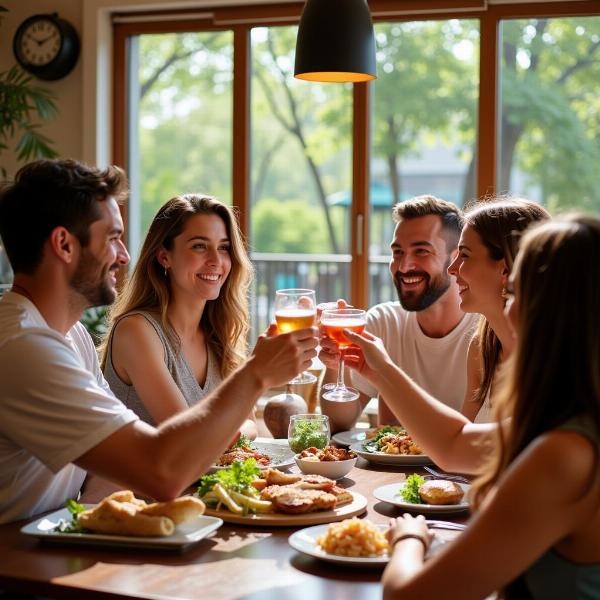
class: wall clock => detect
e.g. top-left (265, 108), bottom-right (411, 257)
top-left (13, 13), bottom-right (80, 81)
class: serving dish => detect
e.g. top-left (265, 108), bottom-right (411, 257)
top-left (21, 506), bottom-right (223, 552)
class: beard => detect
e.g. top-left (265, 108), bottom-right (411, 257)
top-left (394, 258), bottom-right (452, 312)
top-left (70, 249), bottom-right (118, 308)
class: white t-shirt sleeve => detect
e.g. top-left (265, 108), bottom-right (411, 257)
top-left (0, 331), bottom-right (138, 473)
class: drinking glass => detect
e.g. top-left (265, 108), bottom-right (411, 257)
top-left (288, 413), bottom-right (330, 453)
top-left (320, 308), bottom-right (367, 401)
top-left (316, 302), bottom-right (339, 396)
top-left (274, 288), bottom-right (317, 384)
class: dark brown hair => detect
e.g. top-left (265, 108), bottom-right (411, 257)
top-left (392, 194), bottom-right (464, 251)
top-left (465, 198), bottom-right (550, 410)
top-left (0, 159), bottom-right (127, 274)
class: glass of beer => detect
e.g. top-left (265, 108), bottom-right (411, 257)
top-left (274, 288), bottom-right (317, 384)
top-left (320, 308), bottom-right (367, 401)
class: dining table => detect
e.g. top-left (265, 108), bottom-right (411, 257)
top-left (0, 438), bottom-right (470, 600)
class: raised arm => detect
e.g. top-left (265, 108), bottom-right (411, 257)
top-left (76, 326), bottom-right (318, 500)
top-left (343, 330), bottom-right (494, 474)
top-left (460, 334), bottom-right (484, 421)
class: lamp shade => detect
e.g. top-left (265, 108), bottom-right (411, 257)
top-left (294, 0), bottom-right (377, 83)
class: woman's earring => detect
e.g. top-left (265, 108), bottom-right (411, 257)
top-left (501, 286), bottom-right (508, 301)
top-left (164, 266), bottom-right (168, 277)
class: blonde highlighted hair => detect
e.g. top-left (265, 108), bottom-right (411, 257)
top-left (101, 194), bottom-right (253, 378)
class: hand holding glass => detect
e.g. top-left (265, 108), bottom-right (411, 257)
top-left (274, 288), bottom-right (317, 385)
top-left (320, 308), bottom-right (366, 401)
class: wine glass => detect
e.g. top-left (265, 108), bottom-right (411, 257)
top-left (274, 288), bottom-right (317, 385)
top-left (320, 308), bottom-right (367, 401)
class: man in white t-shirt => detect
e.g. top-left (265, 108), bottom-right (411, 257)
top-left (0, 159), bottom-right (317, 524)
top-left (321, 195), bottom-right (478, 426)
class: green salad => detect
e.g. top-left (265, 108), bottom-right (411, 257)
top-left (398, 473), bottom-right (425, 504)
top-left (288, 420), bottom-right (329, 453)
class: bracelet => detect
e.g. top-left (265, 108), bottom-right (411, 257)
top-left (390, 533), bottom-right (429, 552)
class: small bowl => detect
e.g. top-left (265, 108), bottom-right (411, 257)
top-left (294, 454), bottom-right (358, 480)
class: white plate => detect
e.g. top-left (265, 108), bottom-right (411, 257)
top-left (349, 441), bottom-right (433, 466)
top-left (373, 482), bottom-right (470, 514)
top-left (21, 506), bottom-right (223, 552)
top-left (331, 429), bottom-right (369, 446)
top-left (288, 522), bottom-right (450, 567)
top-left (209, 441), bottom-right (295, 473)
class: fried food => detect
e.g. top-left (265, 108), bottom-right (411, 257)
top-left (379, 433), bottom-right (423, 455)
top-left (330, 485), bottom-right (353, 506)
top-left (79, 497), bottom-right (174, 537)
top-left (139, 496), bottom-right (205, 524)
top-left (263, 468), bottom-right (303, 486)
top-left (299, 446), bottom-right (357, 461)
top-left (260, 485), bottom-right (337, 514)
top-left (418, 480), bottom-right (464, 505)
top-left (78, 491), bottom-right (205, 537)
top-left (293, 474), bottom-right (336, 491)
top-left (217, 447), bottom-right (271, 466)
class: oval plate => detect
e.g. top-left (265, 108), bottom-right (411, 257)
top-left (204, 491), bottom-right (367, 527)
top-left (349, 441), bottom-right (433, 466)
top-left (373, 482), bottom-right (470, 514)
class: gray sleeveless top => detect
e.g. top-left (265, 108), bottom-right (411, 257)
top-left (524, 414), bottom-right (600, 599)
top-left (103, 310), bottom-right (221, 425)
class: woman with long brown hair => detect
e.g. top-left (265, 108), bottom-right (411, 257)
top-left (344, 215), bottom-right (600, 599)
top-left (101, 193), bottom-right (256, 437)
top-left (449, 197), bottom-right (550, 422)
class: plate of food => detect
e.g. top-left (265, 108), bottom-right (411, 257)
top-left (332, 425), bottom-right (404, 447)
top-left (349, 427), bottom-right (433, 466)
top-left (209, 437), bottom-right (295, 473)
top-left (198, 459), bottom-right (367, 526)
top-left (20, 491), bottom-right (222, 551)
top-left (373, 474), bottom-right (470, 514)
top-left (289, 517), bottom-right (453, 567)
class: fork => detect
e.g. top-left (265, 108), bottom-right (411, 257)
top-left (426, 519), bottom-right (467, 531)
top-left (423, 466), bottom-right (471, 484)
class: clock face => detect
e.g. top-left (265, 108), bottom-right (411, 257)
top-left (18, 18), bottom-right (61, 67)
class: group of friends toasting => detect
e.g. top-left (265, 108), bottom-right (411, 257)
top-left (0, 158), bottom-right (598, 599)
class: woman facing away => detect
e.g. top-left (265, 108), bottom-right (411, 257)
top-left (450, 197), bottom-right (550, 422)
top-left (101, 193), bottom-right (257, 438)
top-left (344, 215), bottom-right (600, 600)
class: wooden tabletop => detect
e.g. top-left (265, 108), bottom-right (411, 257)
top-left (0, 458), bottom-right (469, 600)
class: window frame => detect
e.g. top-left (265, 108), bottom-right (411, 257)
top-left (112, 0), bottom-right (600, 308)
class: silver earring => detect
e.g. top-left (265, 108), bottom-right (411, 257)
top-left (164, 266), bottom-right (168, 277)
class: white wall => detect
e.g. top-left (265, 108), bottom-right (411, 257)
top-left (0, 0), bottom-right (83, 177)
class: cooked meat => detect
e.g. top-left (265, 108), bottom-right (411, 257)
top-left (217, 448), bottom-right (271, 466)
top-left (263, 468), bottom-right (303, 486)
top-left (293, 474), bottom-right (336, 491)
top-left (260, 485), bottom-right (337, 514)
top-left (419, 480), bottom-right (464, 505)
top-left (330, 485), bottom-right (353, 506)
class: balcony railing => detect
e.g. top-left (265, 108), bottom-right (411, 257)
top-left (250, 252), bottom-right (395, 338)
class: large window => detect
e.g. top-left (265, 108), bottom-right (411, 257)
top-left (498, 16), bottom-right (600, 211)
top-left (250, 26), bottom-right (353, 332)
top-left (114, 1), bottom-right (600, 327)
top-left (369, 19), bottom-right (480, 306)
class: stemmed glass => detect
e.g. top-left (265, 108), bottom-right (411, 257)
top-left (320, 308), bottom-right (367, 401)
top-left (274, 288), bottom-right (317, 385)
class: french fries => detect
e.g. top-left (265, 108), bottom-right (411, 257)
top-left (203, 484), bottom-right (273, 515)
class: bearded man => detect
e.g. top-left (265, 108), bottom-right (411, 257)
top-left (322, 195), bottom-right (478, 426)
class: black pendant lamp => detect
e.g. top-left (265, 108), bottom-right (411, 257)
top-left (294, 0), bottom-right (377, 83)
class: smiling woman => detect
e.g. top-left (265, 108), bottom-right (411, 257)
top-left (100, 194), bottom-right (256, 437)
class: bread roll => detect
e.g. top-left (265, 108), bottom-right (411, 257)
top-left (418, 480), bottom-right (464, 505)
top-left (140, 496), bottom-right (205, 524)
top-left (79, 498), bottom-right (175, 537)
